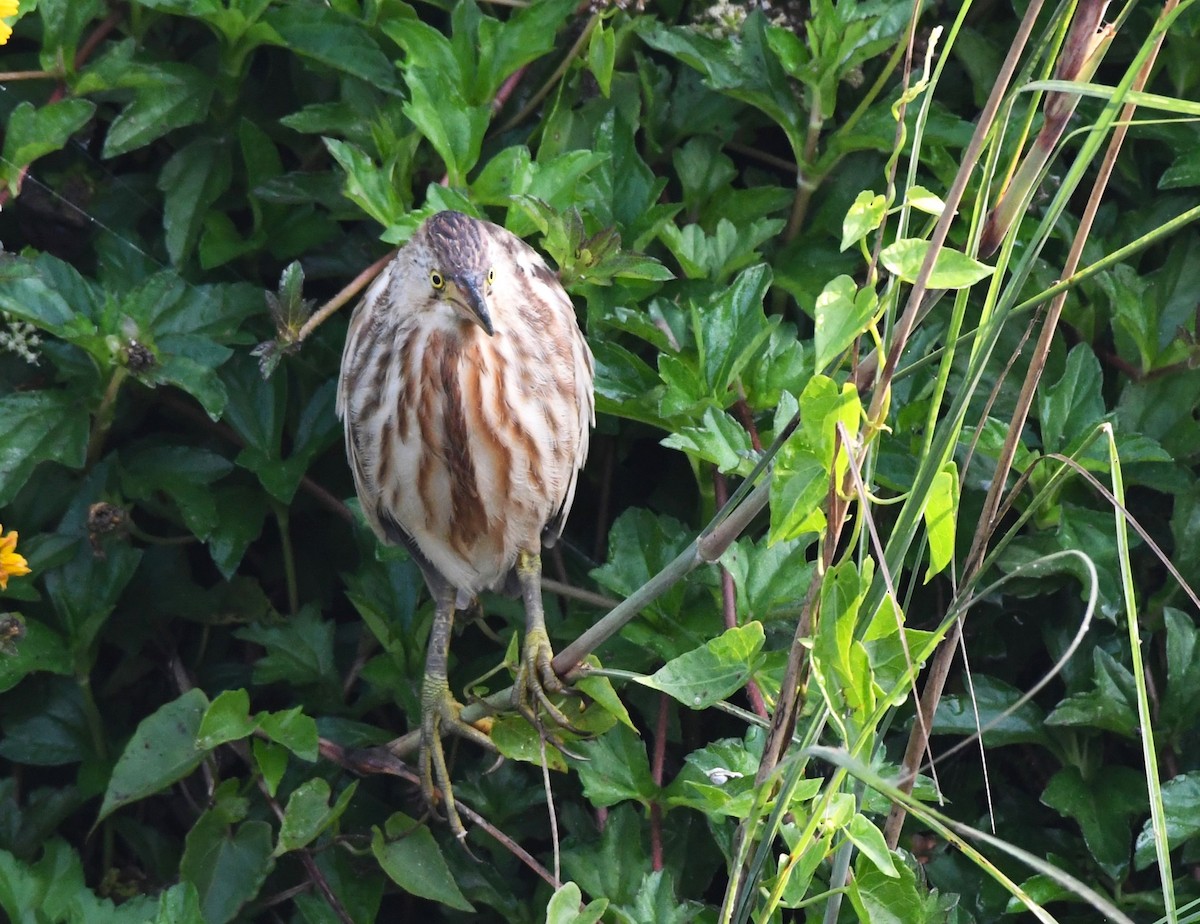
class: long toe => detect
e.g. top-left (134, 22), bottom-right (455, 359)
top-left (419, 686), bottom-right (496, 840)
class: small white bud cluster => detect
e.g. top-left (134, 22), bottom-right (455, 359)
top-left (0, 312), bottom-right (41, 364)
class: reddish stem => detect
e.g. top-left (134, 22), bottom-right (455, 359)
top-left (713, 470), bottom-right (769, 719)
top-left (650, 692), bottom-right (669, 871)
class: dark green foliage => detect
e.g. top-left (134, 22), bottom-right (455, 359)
top-left (2, 0), bottom-right (1200, 921)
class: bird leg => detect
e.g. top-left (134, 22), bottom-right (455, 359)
top-left (420, 579), bottom-right (494, 840)
top-left (513, 549), bottom-right (580, 731)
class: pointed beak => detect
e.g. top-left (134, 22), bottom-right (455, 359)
top-left (450, 275), bottom-right (494, 336)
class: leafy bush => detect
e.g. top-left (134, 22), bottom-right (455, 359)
top-left (2, 0), bottom-right (1200, 922)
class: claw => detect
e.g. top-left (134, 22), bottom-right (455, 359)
top-left (419, 678), bottom-right (494, 841)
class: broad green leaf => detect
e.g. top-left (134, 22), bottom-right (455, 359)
top-left (252, 739), bottom-right (288, 798)
top-left (547, 881), bottom-right (609, 924)
top-left (274, 778), bottom-right (357, 856)
top-left (922, 463), bottom-right (959, 582)
top-left (372, 815), bottom-right (473, 911)
top-left (906, 185), bottom-right (945, 215)
top-left (1134, 772), bottom-right (1200, 869)
top-left (159, 138), bottom-right (234, 266)
top-left (98, 688), bottom-right (210, 824)
top-left (404, 66), bottom-right (489, 185)
top-left (0, 392), bottom-right (90, 507)
top-left (262, 5), bottom-right (395, 88)
top-left (1163, 607), bottom-right (1200, 739)
top-left (0, 100), bottom-right (96, 195)
top-left (561, 804), bottom-right (648, 906)
top-left (880, 239), bottom-right (994, 289)
top-left (611, 869), bottom-right (695, 924)
top-left (154, 882), bottom-right (205, 924)
top-left (1039, 344), bottom-right (1106, 454)
top-left (93, 59), bottom-right (214, 158)
top-left (813, 274), bottom-right (878, 370)
top-left (769, 444), bottom-right (828, 543)
top-left (640, 623), bottom-right (766, 709)
top-left (0, 619), bottom-right (72, 694)
top-left (847, 814), bottom-right (900, 877)
top-left (721, 536), bottom-right (817, 622)
top-left (661, 407), bottom-right (755, 475)
top-left (180, 814), bottom-right (274, 924)
top-left (697, 263), bottom-right (775, 396)
top-left (257, 707), bottom-right (319, 762)
top-left (46, 541), bottom-right (143, 662)
top-left (573, 725), bottom-right (656, 807)
top-left (932, 675), bottom-right (1049, 746)
top-left (1046, 648), bottom-right (1138, 737)
top-left (849, 855), bottom-right (936, 924)
top-left (195, 689), bottom-right (256, 750)
top-left (840, 190), bottom-right (886, 251)
top-left (1042, 765), bottom-right (1142, 878)
top-left (0, 676), bottom-right (95, 766)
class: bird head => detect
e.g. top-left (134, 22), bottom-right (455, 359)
top-left (418, 211), bottom-right (496, 336)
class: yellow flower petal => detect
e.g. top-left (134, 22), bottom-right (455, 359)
top-left (0, 527), bottom-right (31, 591)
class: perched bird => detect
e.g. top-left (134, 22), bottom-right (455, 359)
top-left (337, 210), bottom-right (594, 836)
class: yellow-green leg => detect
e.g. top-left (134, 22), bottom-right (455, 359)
top-left (512, 549), bottom-right (578, 729)
top-left (420, 580), bottom-right (493, 840)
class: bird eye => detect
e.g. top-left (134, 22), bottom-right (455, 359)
top-left (486, 268), bottom-right (495, 286)
top-left (430, 270), bottom-right (445, 290)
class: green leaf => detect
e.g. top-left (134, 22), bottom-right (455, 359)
top-left (180, 814), bottom-right (274, 924)
top-left (274, 778), bottom-right (357, 856)
top-left (1039, 344), bottom-right (1106, 454)
top-left (1134, 772), bottom-right (1200, 869)
top-left (0, 100), bottom-right (96, 195)
top-left (922, 462), bottom-right (959, 582)
top-left (721, 536), bottom-right (817, 622)
top-left (813, 274), bottom-right (878, 371)
top-left (846, 814), bottom-right (900, 877)
top-left (905, 185), bottom-right (945, 215)
top-left (573, 725), bottom-right (657, 807)
top-left (252, 739), bottom-right (288, 798)
top-left (235, 607), bottom-right (338, 698)
top-left (85, 56), bottom-right (214, 158)
top-left (661, 407), bottom-right (755, 475)
top-left (195, 689), bottom-right (256, 750)
top-left (1162, 607), bottom-right (1200, 739)
top-left (587, 22), bottom-right (617, 97)
top-left (404, 66), bottom-right (489, 185)
top-left (849, 854), bottom-right (936, 924)
top-left (159, 138), bottom-right (234, 266)
top-left (154, 882), bottom-right (205, 924)
top-left (880, 239), bottom-right (994, 289)
top-left (840, 190), bottom-right (886, 251)
top-left (932, 675), bottom-right (1049, 746)
top-left (372, 815), bottom-right (474, 912)
top-left (547, 881), bottom-right (609, 924)
top-left (697, 263), bottom-right (775, 396)
top-left (98, 688), bottom-right (211, 825)
top-left (47, 540), bottom-right (143, 662)
top-left (1046, 648), bottom-right (1138, 737)
top-left (262, 5), bottom-right (395, 89)
top-left (1042, 766), bottom-right (1142, 878)
top-left (640, 623), bottom-right (766, 709)
top-left (257, 707), bottom-right (319, 762)
top-left (0, 391), bottom-right (90, 507)
top-left (0, 619), bottom-right (72, 694)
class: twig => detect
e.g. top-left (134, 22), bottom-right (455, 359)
top-left (295, 249), bottom-right (396, 344)
top-left (496, 14), bottom-right (599, 134)
top-left (318, 738), bottom-right (561, 889)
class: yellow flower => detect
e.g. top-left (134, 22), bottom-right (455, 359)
top-left (0, 526), bottom-right (31, 591)
top-left (0, 0), bottom-right (16, 46)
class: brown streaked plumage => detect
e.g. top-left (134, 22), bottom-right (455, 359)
top-left (336, 210), bottom-right (594, 838)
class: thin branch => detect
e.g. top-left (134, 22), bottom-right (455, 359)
top-left (295, 249), bottom-right (396, 344)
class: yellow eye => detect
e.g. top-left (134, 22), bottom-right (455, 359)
top-left (486, 268), bottom-right (495, 286)
top-left (430, 270), bottom-right (445, 290)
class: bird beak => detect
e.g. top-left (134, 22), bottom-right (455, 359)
top-left (450, 276), bottom-right (494, 336)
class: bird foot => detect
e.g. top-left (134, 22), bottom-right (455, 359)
top-left (512, 627), bottom-right (583, 734)
top-left (420, 676), bottom-right (494, 841)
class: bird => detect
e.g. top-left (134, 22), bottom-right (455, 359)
top-left (336, 210), bottom-right (594, 837)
